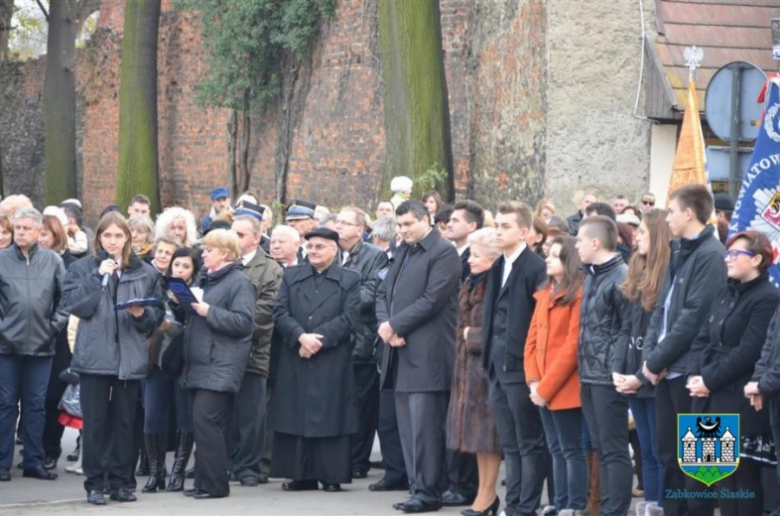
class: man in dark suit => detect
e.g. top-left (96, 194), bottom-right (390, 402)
top-left (376, 200), bottom-right (462, 514)
top-left (335, 207), bottom-right (389, 479)
top-left (440, 200), bottom-right (485, 506)
top-left (483, 202), bottom-right (547, 516)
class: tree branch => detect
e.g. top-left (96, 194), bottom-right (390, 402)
top-left (76, 0), bottom-right (100, 22)
top-left (35, 0), bottom-right (49, 22)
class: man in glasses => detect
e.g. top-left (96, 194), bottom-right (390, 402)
top-left (640, 193), bottom-right (656, 213)
top-left (269, 227), bottom-right (361, 493)
top-left (335, 207), bottom-right (388, 480)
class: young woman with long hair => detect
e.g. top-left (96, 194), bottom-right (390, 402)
top-left (613, 208), bottom-right (670, 516)
top-left (525, 236), bottom-right (587, 514)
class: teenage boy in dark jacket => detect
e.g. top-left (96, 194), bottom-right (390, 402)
top-left (642, 184), bottom-right (726, 516)
top-left (575, 215), bottom-right (632, 516)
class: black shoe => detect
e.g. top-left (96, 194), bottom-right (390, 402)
top-left (184, 487), bottom-right (205, 497)
top-left (322, 483), bottom-right (341, 492)
top-left (87, 489), bottom-right (106, 505)
top-left (135, 447), bottom-right (149, 477)
top-left (67, 443), bottom-right (80, 462)
top-left (0, 468), bottom-right (10, 481)
top-left (282, 480), bottom-right (318, 491)
top-left (370, 460), bottom-right (385, 470)
top-left (442, 489), bottom-right (474, 507)
top-left (257, 472), bottom-right (269, 484)
top-left (142, 434), bottom-right (166, 493)
top-left (400, 498), bottom-right (442, 513)
top-left (239, 476), bottom-right (259, 487)
top-left (109, 487), bottom-right (137, 502)
top-left (352, 469), bottom-right (368, 479)
top-left (166, 431), bottom-right (193, 492)
top-left (23, 465), bottom-right (58, 480)
top-left (370, 478), bottom-right (410, 492)
top-left (194, 490), bottom-right (226, 499)
top-left (394, 498), bottom-right (414, 510)
top-left (461, 497), bottom-right (500, 516)
top-left (44, 456), bottom-right (58, 470)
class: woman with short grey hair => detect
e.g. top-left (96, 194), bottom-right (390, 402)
top-left (127, 216), bottom-right (155, 261)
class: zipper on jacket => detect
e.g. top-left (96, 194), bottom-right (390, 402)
top-left (112, 273), bottom-right (122, 379)
top-left (25, 255), bottom-right (31, 350)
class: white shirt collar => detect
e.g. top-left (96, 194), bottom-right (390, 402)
top-left (503, 243), bottom-right (526, 267)
top-left (455, 243), bottom-right (469, 256)
top-left (242, 249), bottom-right (257, 266)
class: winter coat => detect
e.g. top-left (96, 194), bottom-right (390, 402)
top-left (270, 263), bottom-right (360, 438)
top-left (182, 262), bottom-right (255, 393)
top-left (753, 305), bottom-right (780, 397)
top-left (447, 275), bottom-right (502, 453)
top-left (578, 254), bottom-right (628, 385)
top-left (64, 253), bottom-right (164, 380)
top-left (340, 239), bottom-right (388, 364)
top-left (617, 298), bottom-right (655, 398)
top-left (0, 244), bottom-right (68, 356)
top-left (525, 285), bottom-right (583, 410)
top-left (688, 275), bottom-right (780, 436)
top-left (643, 225), bottom-right (726, 375)
top-left (376, 229), bottom-right (462, 393)
top-left (242, 248), bottom-right (283, 377)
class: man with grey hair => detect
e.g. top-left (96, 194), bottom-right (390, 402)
top-left (0, 207), bottom-right (68, 482)
top-left (270, 225), bottom-right (301, 269)
top-left (371, 216), bottom-right (397, 258)
top-left (230, 213), bottom-right (283, 486)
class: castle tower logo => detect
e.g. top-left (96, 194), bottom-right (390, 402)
top-left (678, 413), bottom-right (740, 486)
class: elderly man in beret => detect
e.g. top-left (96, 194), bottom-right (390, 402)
top-left (269, 227), bottom-right (361, 493)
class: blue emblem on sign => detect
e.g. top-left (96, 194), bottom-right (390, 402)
top-left (678, 413), bottom-right (740, 487)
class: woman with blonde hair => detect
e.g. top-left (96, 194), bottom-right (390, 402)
top-left (535, 201), bottom-right (556, 223)
top-left (155, 207), bottom-right (198, 248)
top-left (127, 216), bottom-right (155, 261)
top-left (446, 228), bottom-right (503, 516)
top-left (182, 229), bottom-right (255, 499)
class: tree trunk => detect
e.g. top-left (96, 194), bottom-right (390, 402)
top-left (239, 92), bottom-right (251, 193)
top-left (377, 0), bottom-right (453, 200)
top-left (43, 0), bottom-right (80, 205)
top-left (227, 109), bottom-right (238, 198)
top-left (116, 0), bottom-right (161, 214)
top-left (0, 0), bottom-right (12, 61)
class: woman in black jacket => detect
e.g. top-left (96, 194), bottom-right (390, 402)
top-left (142, 247), bottom-right (201, 493)
top-left (181, 229), bottom-right (255, 500)
top-left (62, 212), bottom-right (164, 506)
top-left (687, 230), bottom-right (780, 516)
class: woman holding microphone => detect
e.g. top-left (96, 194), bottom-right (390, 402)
top-left (63, 212), bottom-right (164, 506)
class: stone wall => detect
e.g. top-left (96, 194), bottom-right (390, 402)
top-left (545, 0), bottom-right (654, 216)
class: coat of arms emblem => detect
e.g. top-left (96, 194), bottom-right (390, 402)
top-left (678, 413), bottom-right (740, 486)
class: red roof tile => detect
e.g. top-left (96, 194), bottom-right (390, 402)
top-left (653, 0), bottom-right (780, 110)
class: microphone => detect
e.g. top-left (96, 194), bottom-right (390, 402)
top-left (99, 250), bottom-right (115, 288)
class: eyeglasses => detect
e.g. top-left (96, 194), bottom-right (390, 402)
top-left (723, 249), bottom-right (755, 260)
top-left (335, 219), bottom-right (360, 227)
top-left (641, 200), bottom-right (655, 206)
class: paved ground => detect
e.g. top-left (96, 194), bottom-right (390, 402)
top-left (0, 427), bottom-right (648, 515)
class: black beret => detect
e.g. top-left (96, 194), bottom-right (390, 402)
top-left (304, 227), bottom-right (340, 244)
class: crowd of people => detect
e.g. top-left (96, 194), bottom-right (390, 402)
top-left (0, 176), bottom-right (779, 516)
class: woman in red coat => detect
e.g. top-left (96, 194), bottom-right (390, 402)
top-left (525, 235), bottom-right (587, 514)
top-left (446, 228), bottom-right (503, 516)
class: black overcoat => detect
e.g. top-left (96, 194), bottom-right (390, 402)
top-left (269, 263), bottom-right (361, 438)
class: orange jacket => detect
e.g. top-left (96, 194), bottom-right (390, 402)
top-left (524, 285), bottom-right (582, 410)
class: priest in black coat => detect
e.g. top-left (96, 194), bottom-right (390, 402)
top-left (269, 227), bottom-right (361, 492)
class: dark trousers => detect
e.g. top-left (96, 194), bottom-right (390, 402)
top-left (378, 387), bottom-right (407, 484)
top-left (0, 354), bottom-right (53, 469)
top-left (232, 372), bottom-right (267, 480)
top-left (144, 367), bottom-right (191, 434)
top-left (446, 449), bottom-right (478, 497)
top-left (43, 398), bottom-right (66, 460)
top-left (629, 397), bottom-right (663, 504)
top-left (351, 363), bottom-right (379, 475)
top-left (261, 383), bottom-right (273, 475)
top-left (188, 389), bottom-right (232, 497)
top-left (656, 377), bottom-right (714, 516)
top-left (718, 458), bottom-right (764, 516)
top-left (539, 407), bottom-right (588, 511)
top-left (580, 383), bottom-right (633, 516)
top-left (80, 374), bottom-right (140, 492)
top-left (489, 379), bottom-right (546, 516)
top-left (395, 391), bottom-right (448, 504)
